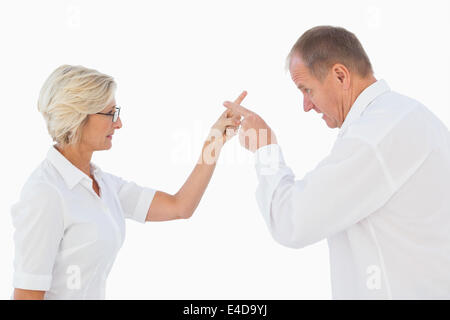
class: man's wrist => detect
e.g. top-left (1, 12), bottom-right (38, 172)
top-left (254, 143), bottom-right (285, 176)
top-left (256, 143), bottom-right (278, 152)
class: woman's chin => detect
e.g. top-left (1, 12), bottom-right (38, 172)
top-left (95, 141), bottom-right (112, 151)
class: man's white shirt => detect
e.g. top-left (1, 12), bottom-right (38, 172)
top-left (255, 79), bottom-right (450, 299)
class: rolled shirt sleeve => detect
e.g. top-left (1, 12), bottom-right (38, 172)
top-left (102, 173), bottom-right (157, 224)
top-left (255, 139), bottom-right (396, 249)
top-left (11, 182), bottom-right (65, 291)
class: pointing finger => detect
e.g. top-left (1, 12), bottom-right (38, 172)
top-left (233, 90), bottom-right (247, 105)
top-left (225, 91), bottom-right (248, 118)
top-left (223, 101), bottom-right (253, 118)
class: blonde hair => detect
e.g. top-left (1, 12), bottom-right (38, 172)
top-left (37, 65), bottom-right (116, 146)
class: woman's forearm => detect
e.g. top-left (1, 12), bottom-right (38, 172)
top-left (174, 138), bottom-right (223, 218)
top-left (171, 91), bottom-right (246, 219)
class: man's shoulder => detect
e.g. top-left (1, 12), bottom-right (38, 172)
top-left (344, 91), bottom-right (428, 145)
top-left (367, 90), bottom-right (424, 116)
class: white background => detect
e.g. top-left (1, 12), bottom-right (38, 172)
top-left (1, 0), bottom-right (449, 299)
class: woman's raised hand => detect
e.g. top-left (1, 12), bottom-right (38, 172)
top-left (209, 90), bottom-right (247, 145)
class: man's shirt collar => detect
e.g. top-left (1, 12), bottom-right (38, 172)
top-left (339, 79), bottom-right (391, 137)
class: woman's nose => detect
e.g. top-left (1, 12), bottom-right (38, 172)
top-left (113, 117), bottom-right (122, 129)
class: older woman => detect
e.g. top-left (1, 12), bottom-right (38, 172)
top-left (11, 65), bottom-right (245, 300)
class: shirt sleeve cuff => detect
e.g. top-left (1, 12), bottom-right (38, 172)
top-left (133, 187), bottom-right (157, 224)
top-left (254, 144), bottom-right (286, 177)
top-left (13, 271), bottom-right (52, 291)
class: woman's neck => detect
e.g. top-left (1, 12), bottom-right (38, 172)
top-left (55, 143), bottom-right (93, 178)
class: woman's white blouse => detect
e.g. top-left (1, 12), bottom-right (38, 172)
top-left (11, 146), bottom-right (156, 299)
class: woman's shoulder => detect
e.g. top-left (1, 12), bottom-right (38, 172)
top-left (19, 159), bottom-right (65, 201)
top-left (11, 168), bottom-right (65, 226)
top-left (11, 168), bottom-right (66, 232)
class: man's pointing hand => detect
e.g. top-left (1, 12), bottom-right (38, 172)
top-left (223, 98), bottom-right (277, 152)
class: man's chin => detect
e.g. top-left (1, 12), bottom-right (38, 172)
top-left (323, 116), bottom-right (338, 129)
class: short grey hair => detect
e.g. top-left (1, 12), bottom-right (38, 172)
top-left (37, 65), bottom-right (116, 146)
top-left (287, 26), bottom-right (373, 81)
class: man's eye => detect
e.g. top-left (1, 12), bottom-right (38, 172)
top-left (300, 88), bottom-right (311, 94)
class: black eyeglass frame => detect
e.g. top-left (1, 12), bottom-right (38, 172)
top-left (96, 107), bottom-right (121, 122)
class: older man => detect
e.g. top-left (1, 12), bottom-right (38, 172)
top-left (224, 26), bottom-right (450, 299)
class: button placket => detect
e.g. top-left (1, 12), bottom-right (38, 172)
top-left (81, 176), bottom-right (100, 200)
top-left (96, 178), bottom-right (124, 250)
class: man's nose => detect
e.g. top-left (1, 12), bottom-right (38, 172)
top-left (303, 95), bottom-right (315, 112)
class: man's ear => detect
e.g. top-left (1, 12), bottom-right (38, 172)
top-left (332, 64), bottom-right (351, 89)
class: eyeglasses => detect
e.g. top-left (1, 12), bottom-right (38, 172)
top-left (96, 107), bottom-right (121, 122)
